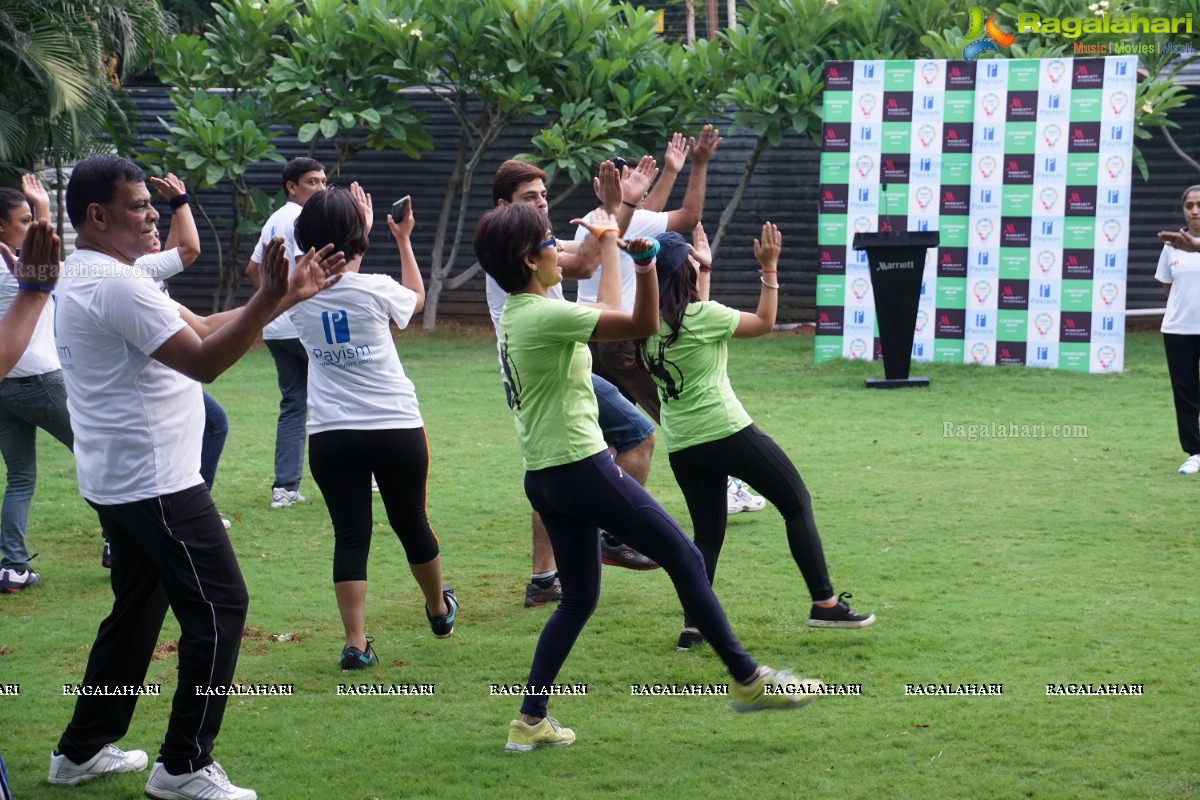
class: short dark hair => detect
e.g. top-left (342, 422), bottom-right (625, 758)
top-left (282, 157), bottom-right (325, 191)
top-left (66, 155), bottom-right (145, 228)
top-left (1182, 186), bottom-right (1200, 201)
top-left (0, 187), bottom-right (29, 224)
top-left (294, 186), bottom-right (369, 260)
top-left (473, 203), bottom-right (548, 294)
top-left (492, 159), bottom-right (547, 206)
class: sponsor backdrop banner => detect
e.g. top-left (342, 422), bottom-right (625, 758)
top-left (815, 57), bottom-right (1134, 373)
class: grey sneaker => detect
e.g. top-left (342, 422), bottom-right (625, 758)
top-left (730, 667), bottom-right (822, 712)
top-left (270, 487), bottom-right (305, 508)
top-left (48, 744), bottom-right (148, 785)
top-left (144, 761), bottom-right (256, 800)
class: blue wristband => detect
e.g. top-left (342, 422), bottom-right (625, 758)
top-left (17, 282), bottom-right (54, 292)
top-left (630, 238), bottom-right (659, 265)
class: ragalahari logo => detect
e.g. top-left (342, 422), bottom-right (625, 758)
top-left (960, 9), bottom-right (1016, 61)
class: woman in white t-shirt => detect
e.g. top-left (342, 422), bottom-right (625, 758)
top-left (0, 178), bottom-right (73, 592)
top-left (1155, 185), bottom-right (1200, 474)
top-left (288, 186), bottom-right (456, 671)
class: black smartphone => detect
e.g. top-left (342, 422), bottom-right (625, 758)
top-left (390, 196), bottom-right (409, 223)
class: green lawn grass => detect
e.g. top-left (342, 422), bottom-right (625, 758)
top-left (1, 328), bottom-right (1196, 800)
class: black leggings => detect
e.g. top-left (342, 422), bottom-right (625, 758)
top-left (1163, 333), bottom-right (1200, 455)
top-left (521, 449), bottom-right (757, 718)
top-left (308, 427), bottom-right (439, 582)
top-left (668, 424), bottom-right (834, 609)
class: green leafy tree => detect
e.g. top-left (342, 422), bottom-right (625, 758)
top-left (139, 89), bottom-right (285, 310)
top-left (706, 0), bottom-right (840, 260)
top-left (0, 0), bottom-right (174, 239)
top-left (415, 0), bottom-right (712, 328)
top-left (266, 0), bottom-right (433, 174)
top-left (138, 0), bottom-right (294, 310)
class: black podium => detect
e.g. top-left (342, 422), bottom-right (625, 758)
top-left (852, 231), bottom-right (939, 389)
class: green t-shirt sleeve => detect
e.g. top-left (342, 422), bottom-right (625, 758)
top-left (537, 300), bottom-right (602, 344)
top-left (686, 301), bottom-right (741, 342)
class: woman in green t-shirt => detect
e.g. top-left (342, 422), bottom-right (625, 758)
top-left (638, 224), bottom-right (876, 652)
top-left (474, 202), bottom-right (821, 754)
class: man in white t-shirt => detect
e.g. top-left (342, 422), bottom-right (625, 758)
top-left (48, 155), bottom-right (343, 800)
top-left (245, 158), bottom-right (327, 508)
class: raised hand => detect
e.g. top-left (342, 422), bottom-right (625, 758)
top-left (571, 209), bottom-right (619, 242)
top-left (663, 132), bottom-right (689, 174)
top-left (387, 194), bottom-right (414, 240)
top-left (753, 221), bottom-right (782, 271)
top-left (20, 173), bottom-right (50, 213)
top-left (289, 242), bottom-right (347, 303)
top-left (690, 124), bottom-right (723, 165)
top-left (621, 236), bottom-right (657, 263)
top-left (0, 221), bottom-right (60, 286)
top-left (595, 161), bottom-right (622, 214)
top-left (622, 155), bottom-right (658, 207)
top-left (689, 221), bottom-right (712, 267)
top-left (148, 173), bottom-right (187, 200)
top-left (350, 181), bottom-right (374, 236)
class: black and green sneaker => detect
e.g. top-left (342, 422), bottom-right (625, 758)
top-left (340, 638), bottom-right (379, 671)
top-left (427, 586), bottom-right (458, 638)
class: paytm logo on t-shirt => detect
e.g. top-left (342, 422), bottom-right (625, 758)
top-left (322, 310), bottom-right (351, 344)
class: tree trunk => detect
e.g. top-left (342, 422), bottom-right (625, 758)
top-left (706, 0), bottom-right (719, 39)
top-left (685, 0), bottom-right (696, 43)
top-left (709, 135), bottom-right (769, 262)
top-left (423, 114), bottom-right (506, 330)
top-left (193, 198), bottom-right (227, 313)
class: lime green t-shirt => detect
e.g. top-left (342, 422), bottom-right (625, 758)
top-left (499, 293), bottom-right (608, 470)
top-left (645, 300), bottom-right (753, 453)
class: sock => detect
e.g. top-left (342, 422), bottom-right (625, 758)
top-left (531, 571), bottom-right (556, 588)
top-left (815, 596), bottom-right (838, 608)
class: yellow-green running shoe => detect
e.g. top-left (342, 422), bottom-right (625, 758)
top-left (730, 667), bottom-right (822, 712)
top-left (505, 716), bottom-right (576, 752)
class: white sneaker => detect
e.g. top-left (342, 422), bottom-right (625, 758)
top-left (1179, 455), bottom-right (1200, 475)
top-left (726, 478), bottom-right (766, 514)
top-left (48, 744), bottom-right (148, 785)
top-left (0, 567), bottom-right (41, 593)
top-left (270, 487), bottom-right (305, 508)
top-left (145, 761), bottom-right (256, 800)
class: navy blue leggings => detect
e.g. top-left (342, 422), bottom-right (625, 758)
top-left (520, 449), bottom-right (758, 718)
top-left (668, 423), bottom-right (834, 611)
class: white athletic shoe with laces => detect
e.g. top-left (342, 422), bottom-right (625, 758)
top-left (270, 487), bottom-right (305, 508)
top-left (48, 743), bottom-right (148, 785)
top-left (726, 478), bottom-right (766, 514)
top-left (144, 761), bottom-right (257, 800)
top-left (1179, 455), bottom-right (1200, 475)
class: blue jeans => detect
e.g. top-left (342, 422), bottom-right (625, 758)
top-left (502, 374), bottom-right (654, 455)
top-left (264, 338), bottom-right (308, 491)
top-left (0, 370), bottom-right (74, 570)
top-left (201, 392), bottom-right (228, 491)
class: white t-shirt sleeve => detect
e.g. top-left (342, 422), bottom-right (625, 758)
top-left (381, 277), bottom-right (418, 329)
top-left (99, 276), bottom-right (187, 356)
top-left (1155, 245), bottom-right (1173, 284)
top-left (134, 248), bottom-right (186, 281)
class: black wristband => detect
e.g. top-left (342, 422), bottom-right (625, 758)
top-left (622, 200), bottom-right (639, 209)
top-left (168, 193), bottom-right (190, 210)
